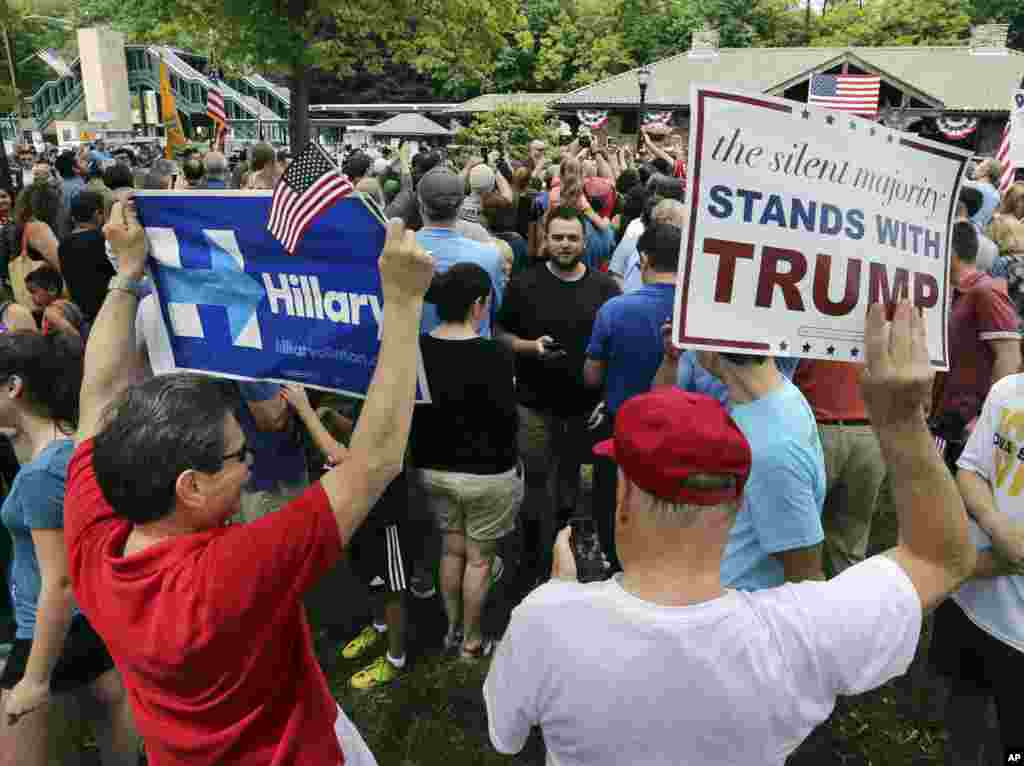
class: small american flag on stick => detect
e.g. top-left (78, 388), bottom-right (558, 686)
top-left (997, 121), bottom-right (1014, 194)
top-left (808, 74), bottom-right (881, 116)
top-left (267, 141), bottom-right (353, 255)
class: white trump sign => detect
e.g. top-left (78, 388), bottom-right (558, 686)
top-left (673, 84), bottom-right (970, 369)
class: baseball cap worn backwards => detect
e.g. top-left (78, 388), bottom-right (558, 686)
top-left (594, 388), bottom-right (752, 506)
top-left (418, 168), bottom-right (465, 207)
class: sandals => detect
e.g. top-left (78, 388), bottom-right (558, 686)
top-left (443, 628), bottom-right (463, 656)
top-left (459, 638), bottom-right (494, 661)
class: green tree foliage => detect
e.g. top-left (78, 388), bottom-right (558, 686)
top-left (72, 0), bottom-right (523, 151)
top-left (454, 103), bottom-right (561, 156)
top-left (966, 0), bottom-right (1023, 49)
top-left (812, 0), bottom-right (970, 46)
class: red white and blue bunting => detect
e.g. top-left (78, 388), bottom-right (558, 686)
top-left (642, 111), bottom-right (674, 127)
top-left (936, 115), bottom-right (978, 140)
top-left (577, 110), bottom-right (609, 130)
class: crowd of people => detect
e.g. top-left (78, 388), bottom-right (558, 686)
top-left (0, 118), bottom-right (1021, 766)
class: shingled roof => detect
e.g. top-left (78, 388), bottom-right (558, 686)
top-left (364, 113), bottom-right (452, 136)
top-left (445, 93), bottom-right (561, 113)
top-left (554, 46), bottom-right (1024, 112)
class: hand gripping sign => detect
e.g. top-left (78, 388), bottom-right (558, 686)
top-left (673, 85), bottom-right (970, 369)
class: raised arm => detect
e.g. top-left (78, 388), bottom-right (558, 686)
top-left (282, 383), bottom-right (350, 466)
top-left (866, 301), bottom-right (977, 611)
top-left (77, 199), bottom-right (149, 443)
top-left (319, 220), bottom-right (434, 546)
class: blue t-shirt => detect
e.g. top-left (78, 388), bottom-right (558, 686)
top-left (967, 180), bottom-right (1000, 228)
top-left (1, 438), bottom-right (76, 639)
top-left (586, 282), bottom-right (676, 414)
top-left (608, 236), bottom-right (644, 293)
top-left (416, 228), bottom-right (506, 338)
top-left (720, 380), bottom-right (826, 590)
top-left (235, 382), bottom-right (307, 492)
top-left (677, 353), bottom-right (800, 403)
top-left (583, 222), bottom-right (614, 271)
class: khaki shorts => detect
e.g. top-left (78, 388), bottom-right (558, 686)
top-left (419, 465), bottom-right (524, 542)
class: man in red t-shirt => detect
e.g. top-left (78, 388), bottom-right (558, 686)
top-left (941, 221), bottom-right (1021, 436)
top-left (61, 202), bottom-right (435, 766)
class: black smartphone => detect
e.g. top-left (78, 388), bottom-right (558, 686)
top-left (543, 339), bottom-right (564, 353)
top-left (569, 516), bottom-right (607, 583)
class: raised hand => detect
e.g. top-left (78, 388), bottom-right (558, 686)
top-left (103, 197), bottom-right (147, 278)
top-left (861, 299), bottom-right (933, 429)
top-left (378, 218), bottom-right (434, 306)
top-left (281, 383), bottom-right (314, 417)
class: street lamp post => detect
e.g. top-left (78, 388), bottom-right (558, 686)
top-left (636, 64), bottom-right (651, 152)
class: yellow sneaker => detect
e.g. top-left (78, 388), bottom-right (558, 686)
top-left (341, 625), bottom-right (382, 660)
top-left (349, 655), bottom-right (400, 689)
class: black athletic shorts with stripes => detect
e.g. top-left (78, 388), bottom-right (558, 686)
top-left (348, 470), bottom-right (412, 593)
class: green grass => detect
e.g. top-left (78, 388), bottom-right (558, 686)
top-left (323, 489), bottom-right (972, 766)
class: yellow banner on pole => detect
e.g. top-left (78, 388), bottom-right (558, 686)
top-left (159, 61), bottom-right (187, 160)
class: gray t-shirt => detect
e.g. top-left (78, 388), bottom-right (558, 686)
top-left (1, 438), bottom-right (76, 639)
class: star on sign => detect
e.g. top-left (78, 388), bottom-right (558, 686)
top-left (802, 342), bottom-right (812, 353)
top-left (801, 110), bottom-right (810, 120)
top-left (849, 121), bottom-right (856, 129)
top-left (827, 345), bottom-right (836, 355)
top-left (851, 347), bottom-right (860, 357)
top-left (870, 128), bottom-right (877, 136)
top-left (825, 115), bottom-right (835, 125)
top-left (779, 341), bottom-right (789, 351)
top-left (887, 135), bottom-right (895, 143)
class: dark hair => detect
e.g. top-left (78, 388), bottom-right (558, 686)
top-left (646, 172), bottom-right (685, 202)
top-left (104, 163), bottom-right (134, 191)
top-left (637, 223), bottom-right (682, 273)
top-left (344, 152), bottom-right (372, 179)
top-left (544, 205), bottom-right (586, 233)
top-left (426, 262), bottom-right (493, 322)
top-left (412, 152), bottom-right (442, 185)
top-left (721, 352), bottom-right (768, 366)
top-left (25, 265), bottom-right (63, 294)
top-left (93, 374), bottom-right (234, 523)
top-left (0, 330), bottom-right (83, 432)
top-left (183, 158), bottom-right (205, 183)
top-left (959, 186), bottom-right (984, 219)
top-left (54, 151), bottom-right (77, 179)
top-left (250, 142), bottom-right (275, 171)
top-left (616, 169), bottom-right (640, 196)
top-left (71, 190), bottom-right (104, 224)
top-left (16, 183), bottom-right (61, 229)
top-left (641, 195), bottom-right (660, 229)
top-left (636, 163), bottom-right (654, 186)
top-left (952, 220), bottom-right (978, 264)
top-left (650, 157), bottom-right (671, 176)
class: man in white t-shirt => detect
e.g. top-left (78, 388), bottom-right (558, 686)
top-left (485, 300), bottom-right (977, 766)
top-left (930, 372), bottom-right (1024, 763)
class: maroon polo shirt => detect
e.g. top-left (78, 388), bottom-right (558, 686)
top-left (941, 268), bottom-right (1020, 422)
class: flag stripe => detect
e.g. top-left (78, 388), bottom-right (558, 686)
top-left (287, 185), bottom-right (349, 252)
top-left (207, 87), bottom-right (227, 127)
top-left (280, 174), bottom-right (349, 251)
top-left (267, 140), bottom-right (354, 254)
top-left (285, 178), bottom-right (352, 252)
top-left (997, 121), bottom-right (1014, 194)
top-left (809, 73), bottom-right (881, 115)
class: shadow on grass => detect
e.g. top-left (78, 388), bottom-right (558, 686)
top-left (315, 482), bottom-right (1007, 766)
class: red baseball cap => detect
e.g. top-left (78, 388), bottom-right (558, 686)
top-left (594, 389), bottom-right (752, 506)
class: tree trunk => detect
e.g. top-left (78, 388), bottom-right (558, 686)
top-left (290, 57), bottom-right (311, 154)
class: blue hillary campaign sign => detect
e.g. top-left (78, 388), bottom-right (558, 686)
top-left (135, 191), bottom-right (430, 401)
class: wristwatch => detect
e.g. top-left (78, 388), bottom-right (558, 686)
top-left (108, 274), bottom-right (147, 298)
